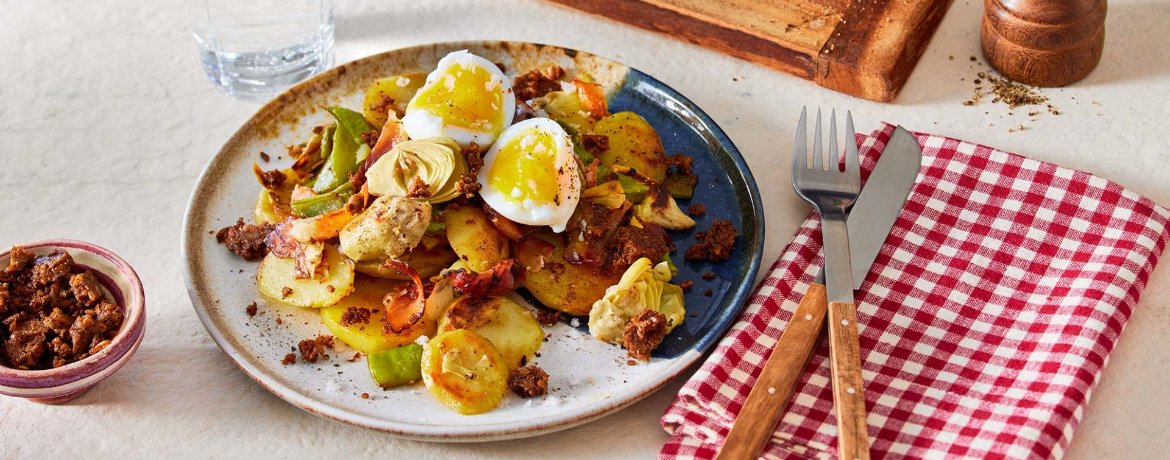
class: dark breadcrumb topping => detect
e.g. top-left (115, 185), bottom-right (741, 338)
top-left (456, 142), bottom-right (484, 198)
top-left (281, 353), bottom-right (296, 365)
top-left (512, 66), bottom-right (564, 100)
top-left (666, 154), bottom-right (693, 174)
top-left (534, 308), bottom-right (562, 326)
top-left (246, 302), bottom-right (257, 317)
top-left (507, 365), bottom-right (550, 398)
top-left (680, 280), bottom-right (694, 290)
top-left (339, 307), bottom-right (371, 327)
top-left (297, 334), bottom-right (335, 363)
top-left (216, 218), bottom-right (274, 261)
top-left (581, 134), bottom-right (609, 158)
top-left (684, 219), bottom-right (738, 263)
top-left (623, 309), bottom-right (668, 362)
top-left (0, 247), bottom-right (124, 370)
top-left (687, 204), bottom-right (706, 216)
top-left (406, 176), bottom-right (431, 199)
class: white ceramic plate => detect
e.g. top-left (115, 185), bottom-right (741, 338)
top-left (182, 41), bottom-right (763, 441)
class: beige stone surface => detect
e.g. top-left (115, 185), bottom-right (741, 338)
top-left (1, 0), bottom-right (1167, 458)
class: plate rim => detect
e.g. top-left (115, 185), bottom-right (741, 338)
top-left (181, 40), bottom-right (764, 441)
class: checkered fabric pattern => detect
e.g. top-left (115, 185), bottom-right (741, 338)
top-left (660, 124), bottom-right (1170, 460)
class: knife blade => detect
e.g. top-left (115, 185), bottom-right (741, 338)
top-left (716, 126), bottom-right (921, 460)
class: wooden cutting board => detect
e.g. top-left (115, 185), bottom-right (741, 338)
top-left (542, 0), bottom-right (954, 102)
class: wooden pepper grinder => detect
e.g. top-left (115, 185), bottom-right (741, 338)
top-left (981, 0), bottom-right (1107, 86)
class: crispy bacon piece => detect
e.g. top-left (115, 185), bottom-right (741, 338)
top-left (354, 116), bottom-right (409, 188)
top-left (564, 200), bottom-right (631, 266)
top-left (483, 203), bottom-right (529, 241)
top-left (265, 218), bottom-right (300, 258)
top-left (514, 235), bottom-right (555, 272)
top-left (444, 259), bottom-right (523, 297)
top-left (381, 260), bottom-right (426, 334)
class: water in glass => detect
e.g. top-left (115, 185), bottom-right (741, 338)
top-left (193, 0), bottom-right (334, 101)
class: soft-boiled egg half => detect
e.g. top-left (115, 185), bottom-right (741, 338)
top-left (478, 118), bottom-right (581, 233)
top-left (402, 50), bottom-right (516, 148)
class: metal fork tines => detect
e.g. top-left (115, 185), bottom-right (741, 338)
top-left (792, 107), bottom-right (860, 303)
top-left (791, 107), bottom-right (871, 460)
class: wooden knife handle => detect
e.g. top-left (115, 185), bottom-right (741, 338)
top-left (827, 301), bottom-right (871, 460)
top-left (714, 283), bottom-right (830, 460)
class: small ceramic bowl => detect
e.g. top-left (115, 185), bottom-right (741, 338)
top-left (0, 240), bottom-right (145, 404)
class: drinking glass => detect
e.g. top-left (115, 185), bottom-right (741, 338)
top-left (193, 0), bottom-right (334, 101)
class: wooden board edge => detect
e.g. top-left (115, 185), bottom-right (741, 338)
top-left (540, 0), bottom-right (818, 80)
top-left (815, 0), bottom-right (955, 102)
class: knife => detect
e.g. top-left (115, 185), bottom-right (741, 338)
top-left (715, 126), bottom-right (921, 460)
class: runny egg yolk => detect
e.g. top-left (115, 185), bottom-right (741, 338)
top-left (410, 63), bottom-right (504, 132)
top-left (487, 129), bottom-right (560, 204)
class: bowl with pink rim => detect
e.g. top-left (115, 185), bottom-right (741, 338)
top-left (0, 240), bottom-right (146, 404)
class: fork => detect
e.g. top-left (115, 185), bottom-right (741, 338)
top-left (793, 107), bottom-right (870, 460)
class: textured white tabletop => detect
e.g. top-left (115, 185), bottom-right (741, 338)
top-left (2, 0), bottom-right (1168, 458)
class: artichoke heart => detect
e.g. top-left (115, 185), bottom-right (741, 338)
top-left (588, 257), bottom-right (685, 344)
top-left (338, 195), bottom-right (432, 262)
top-left (365, 137), bottom-right (467, 203)
top-left (633, 191), bottom-right (695, 230)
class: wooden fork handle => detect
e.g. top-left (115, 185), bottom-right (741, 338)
top-left (827, 301), bottom-right (871, 460)
top-left (714, 283), bottom-right (830, 460)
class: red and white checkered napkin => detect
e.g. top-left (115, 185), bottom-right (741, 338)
top-left (661, 124), bottom-right (1170, 460)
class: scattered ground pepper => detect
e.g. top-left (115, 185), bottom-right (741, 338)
top-left (507, 365), bottom-right (550, 398)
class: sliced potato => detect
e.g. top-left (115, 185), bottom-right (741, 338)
top-left (322, 277), bottom-right (453, 353)
top-left (437, 297), bottom-right (544, 371)
top-left (421, 329), bottom-right (508, 415)
top-left (520, 230), bottom-right (621, 316)
top-left (592, 112), bottom-right (668, 182)
top-left (362, 73), bottom-right (427, 128)
top-left (320, 277), bottom-right (410, 353)
top-left (445, 203), bottom-right (509, 273)
top-left (354, 244), bottom-right (459, 281)
top-left (258, 244), bottom-right (355, 308)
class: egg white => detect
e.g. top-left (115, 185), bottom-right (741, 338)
top-left (477, 118), bottom-right (581, 233)
top-left (401, 50), bottom-right (516, 148)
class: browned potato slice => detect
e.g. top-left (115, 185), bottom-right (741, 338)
top-left (592, 112), bottom-right (668, 182)
top-left (353, 244), bottom-right (459, 280)
top-left (445, 203), bottom-right (509, 273)
top-left (520, 230), bottom-right (620, 316)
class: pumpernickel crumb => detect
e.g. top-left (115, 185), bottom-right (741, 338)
top-left (688, 204), bottom-right (706, 216)
top-left (406, 176), bottom-right (431, 199)
top-left (246, 302), bottom-right (257, 317)
top-left (507, 365), bottom-right (550, 398)
top-left (534, 308), bottom-right (562, 326)
top-left (680, 280), bottom-right (694, 290)
top-left (297, 334), bottom-right (335, 363)
top-left (339, 307), bottom-right (371, 327)
top-left (216, 218), bottom-right (274, 261)
top-left (702, 272), bottom-right (716, 280)
top-left (282, 353), bottom-right (296, 365)
top-left (666, 154), bottom-right (693, 174)
top-left (347, 352), bottom-right (362, 362)
top-left (581, 134), bottom-right (609, 157)
top-left (684, 219), bottom-right (738, 262)
top-left (259, 151), bottom-right (271, 162)
top-left (513, 66), bottom-right (564, 100)
top-left (623, 309), bottom-right (668, 362)
top-left (281, 287), bottom-right (293, 298)
top-left (704, 289), bottom-right (713, 296)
